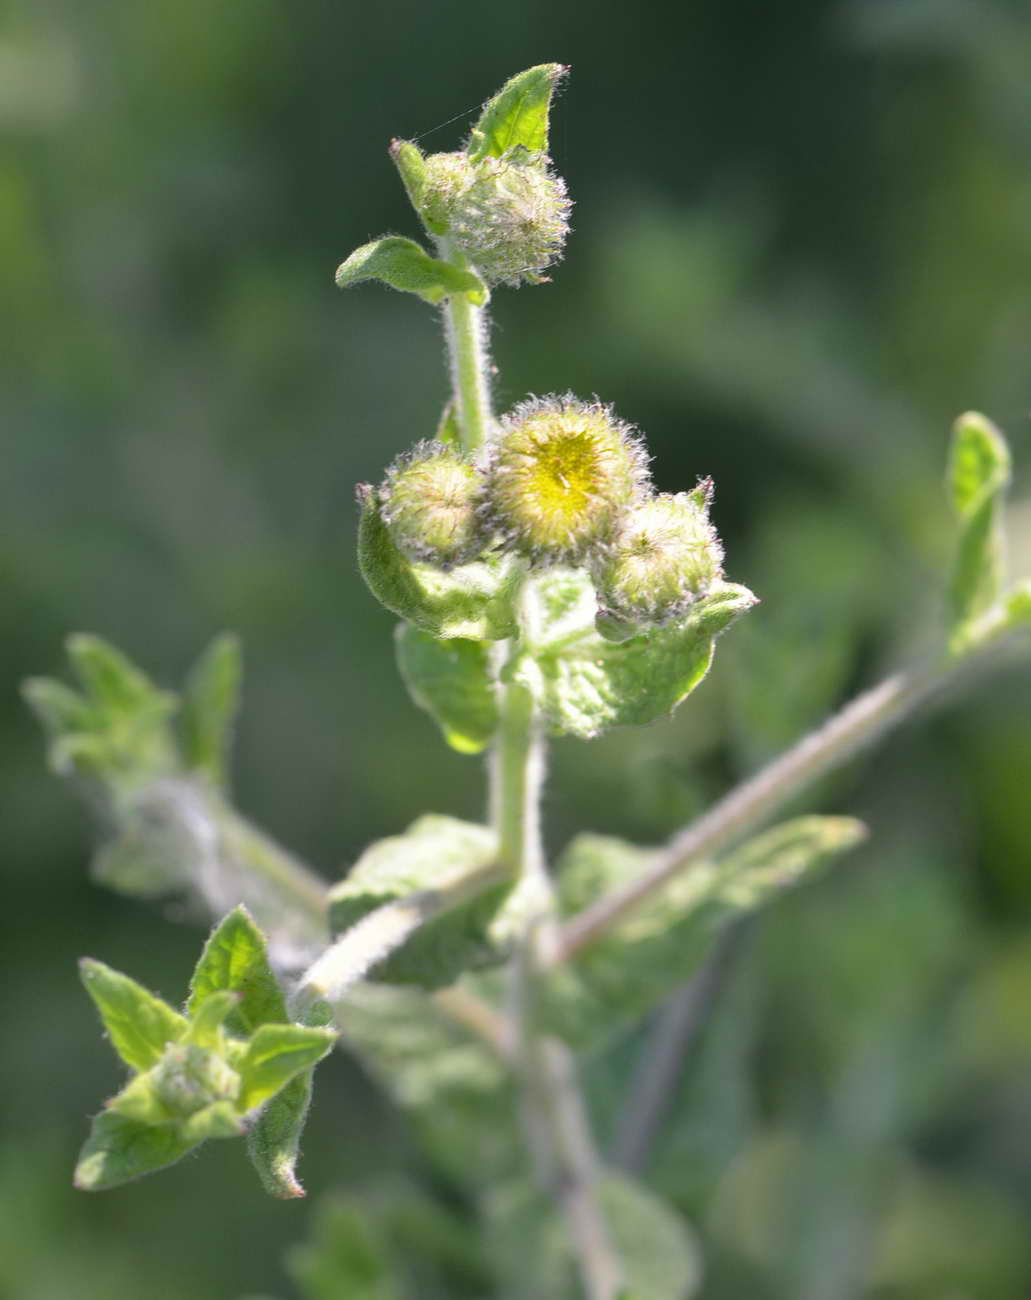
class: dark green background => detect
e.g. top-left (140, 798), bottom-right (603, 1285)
top-left (3, 0), bottom-right (1030, 1295)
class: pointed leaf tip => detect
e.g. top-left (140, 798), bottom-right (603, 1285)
top-left (468, 64), bottom-right (568, 163)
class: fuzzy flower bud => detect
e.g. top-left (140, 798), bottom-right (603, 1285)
top-left (448, 152), bottom-right (571, 286)
top-left (152, 1043), bottom-right (240, 1118)
top-left (379, 441), bottom-right (487, 568)
top-left (419, 151), bottom-right (476, 234)
top-left (595, 485), bottom-right (724, 626)
top-left (486, 395), bottom-right (649, 563)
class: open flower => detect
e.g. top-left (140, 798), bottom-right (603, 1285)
top-left (486, 395), bottom-right (649, 563)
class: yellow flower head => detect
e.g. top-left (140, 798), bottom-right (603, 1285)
top-left (487, 395), bottom-right (649, 562)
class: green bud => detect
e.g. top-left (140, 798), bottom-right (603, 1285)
top-left (486, 395), bottom-right (650, 563)
top-left (151, 1042), bottom-right (240, 1118)
top-left (447, 151), bottom-right (571, 287)
top-left (379, 441), bottom-right (487, 568)
top-left (419, 150), bottom-right (476, 234)
top-left (594, 486), bottom-right (724, 626)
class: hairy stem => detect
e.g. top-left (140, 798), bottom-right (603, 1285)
top-left (215, 802), bottom-right (330, 928)
top-left (439, 241), bottom-right (493, 452)
top-left (492, 632), bottom-right (622, 1299)
top-left (555, 644), bottom-right (1007, 962)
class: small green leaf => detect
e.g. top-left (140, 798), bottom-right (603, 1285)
top-left (328, 815), bottom-right (505, 988)
top-left (247, 1070), bottom-right (314, 1198)
top-left (1005, 579), bottom-right (1031, 628)
top-left (20, 678), bottom-right (93, 739)
top-left (236, 1024), bottom-right (337, 1112)
top-left (948, 411), bottom-right (1012, 628)
top-left (395, 625), bottom-right (498, 754)
top-left (488, 1173), bottom-right (700, 1299)
top-left (389, 138), bottom-right (432, 226)
top-left (180, 633), bottom-right (241, 788)
top-left (467, 64), bottom-right (567, 163)
top-left (335, 236), bottom-right (487, 306)
top-left (187, 906), bottom-right (287, 1037)
top-left (434, 399), bottom-right (461, 447)
top-left (181, 1100), bottom-right (244, 1142)
top-left (106, 1072), bottom-right (175, 1125)
top-left (598, 1174), bottom-right (702, 1300)
top-left (184, 989), bottom-right (238, 1048)
top-left (547, 816), bottom-right (865, 1050)
top-left (67, 634), bottom-right (168, 714)
top-left (513, 571), bottom-right (756, 739)
top-left (74, 1110), bottom-right (199, 1191)
top-left (358, 491), bottom-right (517, 640)
top-left (80, 958), bottom-right (187, 1072)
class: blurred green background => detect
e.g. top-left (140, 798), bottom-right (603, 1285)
top-left (3, 0), bottom-right (1031, 1295)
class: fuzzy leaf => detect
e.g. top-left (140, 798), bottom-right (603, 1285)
top-left (358, 492), bottom-right (517, 640)
top-left (547, 816), bottom-right (866, 1050)
top-left (184, 989), bottom-right (238, 1048)
top-left (180, 633), bottom-right (241, 788)
top-left (74, 1110), bottom-right (200, 1191)
top-left (395, 625), bottom-right (498, 754)
top-left (328, 815), bottom-right (506, 988)
top-left (948, 411), bottom-right (1011, 628)
top-left (467, 64), bottom-right (566, 163)
top-left (67, 634), bottom-right (170, 716)
top-left (389, 138), bottom-right (435, 229)
top-left (80, 958), bottom-right (187, 1071)
top-left (187, 906), bottom-right (287, 1037)
top-left (489, 1173), bottom-right (700, 1300)
top-left (236, 1024), bottom-right (337, 1112)
top-left (335, 236), bottom-right (487, 306)
top-left (181, 1099), bottom-right (244, 1142)
top-left (514, 571), bottom-right (755, 739)
top-left (247, 1070), bottom-right (314, 1198)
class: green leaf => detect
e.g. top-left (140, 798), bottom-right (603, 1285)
top-left (20, 677), bottom-right (94, 740)
top-left (546, 816), bottom-right (865, 1050)
top-left (1006, 580), bottom-right (1031, 628)
top-left (467, 64), bottom-right (567, 163)
top-left (328, 815), bottom-right (505, 988)
top-left (106, 1071), bottom-right (175, 1125)
top-left (236, 1024), bottom-right (337, 1112)
top-left (288, 1197), bottom-right (401, 1300)
top-left (598, 1174), bottom-right (702, 1300)
top-left (181, 1100), bottom-right (244, 1142)
top-left (358, 491), bottom-right (518, 639)
top-left (80, 958), bottom-right (187, 1072)
top-left (395, 625), bottom-right (498, 754)
top-left (488, 1173), bottom-right (701, 1300)
top-left (389, 138), bottom-right (433, 227)
top-left (434, 398), bottom-right (461, 447)
top-left (180, 633), bottom-right (241, 788)
top-left (67, 634), bottom-right (171, 716)
top-left (335, 236), bottom-right (487, 306)
top-left (187, 906), bottom-right (287, 1037)
top-left (247, 1070), bottom-right (314, 1198)
top-left (74, 1110), bottom-right (200, 1191)
top-left (184, 989), bottom-right (238, 1048)
top-left (947, 411), bottom-right (1011, 628)
top-left (513, 571), bottom-right (755, 739)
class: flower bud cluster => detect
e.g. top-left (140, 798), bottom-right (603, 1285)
top-left (151, 1042), bottom-right (240, 1118)
top-left (420, 148), bottom-right (571, 287)
top-left (369, 395), bottom-right (725, 631)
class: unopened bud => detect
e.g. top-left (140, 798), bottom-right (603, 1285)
top-left (379, 441), bottom-right (487, 568)
top-left (595, 486), bottom-right (723, 625)
top-left (487, 395), bottom-right (649, 562)
top-left (448, 152), bottom-right (570, 286)
top-left (152, 1043), bottom-right (240, 1118)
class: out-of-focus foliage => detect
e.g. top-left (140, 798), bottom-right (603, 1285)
top-left (3, 0), bottom-right (1030, 1296)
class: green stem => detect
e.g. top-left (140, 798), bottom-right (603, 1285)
top-left (554, 639), bottom-right (1016, 963)
top-left (215, 800), bottom-right (330, 929)
top-left (439, 239), bottom-right (493, 453)
top-left (491, 614), bottom-right (623, 1299)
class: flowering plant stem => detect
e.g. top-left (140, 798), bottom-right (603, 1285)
top-left (440, 239), bottom-right (492, 452)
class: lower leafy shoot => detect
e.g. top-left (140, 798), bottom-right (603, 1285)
top-left (76, 907), bottom-right (336, 1194)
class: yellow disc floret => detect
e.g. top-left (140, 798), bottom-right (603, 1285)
top-left (488, 395), bottom-right (649, 562)
top-left (595, 485), bottom-right (723, 625)
top-left (380, 441), bottom-right (486, 568)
